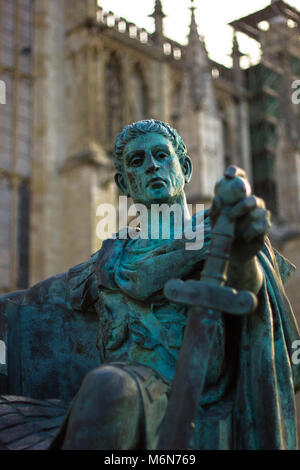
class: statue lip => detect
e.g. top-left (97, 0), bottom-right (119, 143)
top-left (147, 177), bottom-right (167, 187)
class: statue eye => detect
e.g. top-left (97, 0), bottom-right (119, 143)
top-left (156, 151), bottom-right (168, 159)
top-left (129, 155), bottom-right (144, 167)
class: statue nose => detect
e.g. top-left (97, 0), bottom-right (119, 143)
top-left (146, 155), bottom-right (160, 174)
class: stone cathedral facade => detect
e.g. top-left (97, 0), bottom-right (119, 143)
top-left (0, 0), bottom-right (300, 328)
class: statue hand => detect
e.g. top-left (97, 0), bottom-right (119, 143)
top-left (228, 194), bottom-right (271, 263)
top-left (209, 166), bottom-right (272, 263)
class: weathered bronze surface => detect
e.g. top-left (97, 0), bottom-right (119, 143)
top-left (0, 119), bottom-right (298, 450)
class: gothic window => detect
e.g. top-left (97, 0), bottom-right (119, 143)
top-left (131, 63), bottom-right (148, 121)
top-left (106, 52), bottom-right (123, 143)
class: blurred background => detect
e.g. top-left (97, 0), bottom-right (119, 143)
top-left (0, 0), bottom-right (300, 398)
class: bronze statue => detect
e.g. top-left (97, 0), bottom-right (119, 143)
top-left (0, 120), bottom-right (299, 450)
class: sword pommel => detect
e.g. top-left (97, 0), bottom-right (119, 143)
top-left (215, 165), bottom-right (251, 206)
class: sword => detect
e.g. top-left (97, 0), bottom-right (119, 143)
top-left (157, 166), bottom-right (258, 450)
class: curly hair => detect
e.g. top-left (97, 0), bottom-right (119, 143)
top-left (113, 119), bottom-right (187, 172)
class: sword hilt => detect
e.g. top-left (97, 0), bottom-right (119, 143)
top-left (201, 166), bottom-right (251, 287)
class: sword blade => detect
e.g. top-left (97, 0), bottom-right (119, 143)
top-left (157, 306), bottom-right (220, 450)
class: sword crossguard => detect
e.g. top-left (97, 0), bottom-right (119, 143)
top-left (164, 279), bottom-right (257, 315)
top-left (215, 165), bottom-right (251, 206)
top-left (201, 166), bottom-right (252, 287)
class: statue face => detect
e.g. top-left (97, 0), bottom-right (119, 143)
top-left (116, 132), bottom-right (191, 206)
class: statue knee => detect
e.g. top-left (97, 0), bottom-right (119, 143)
top-left (63, 366), bottom-right (142, 449)
top-left (81, 365), bottom-right (140, 412)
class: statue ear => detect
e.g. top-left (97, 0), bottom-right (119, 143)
top-left (181, 155), bottom-right (193, 184)
top-left (115, 172), bottom-right (129, 195)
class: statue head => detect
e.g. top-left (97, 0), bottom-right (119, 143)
top-left (113, 119), bottom-right (192, 206)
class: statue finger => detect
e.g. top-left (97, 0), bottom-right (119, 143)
top-left (243, 218), bottom-right (271, 242)
top-left (248, 207), bottom-right (271, 223)
top-left (229, 196), bottom-right (265, 220)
